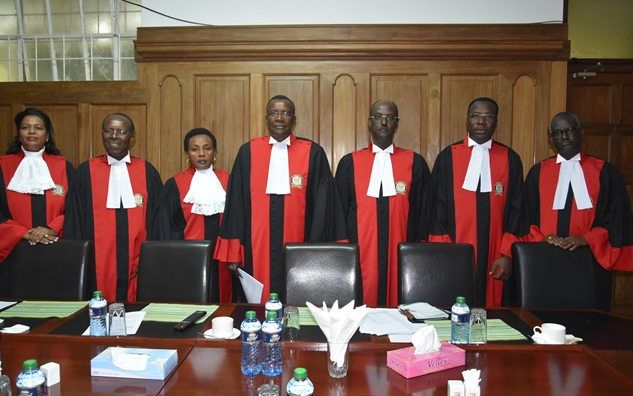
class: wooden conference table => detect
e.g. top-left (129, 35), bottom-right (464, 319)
top-left (1, 303), bottom-right (633, 395)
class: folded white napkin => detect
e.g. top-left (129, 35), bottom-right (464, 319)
top-left (462, 368), bottom-right (481, 387)
top-left (0, 324), bottom-right (30, 333)
top-left (411, 326), bottom-right (441, 354)
top-left (111, 347), bottom-right (150, 371)
top-left (306, 300), bottom-right (368, 367)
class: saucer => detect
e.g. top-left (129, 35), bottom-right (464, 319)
top-left (531, 334), bottom-right (582, 345)
top-left (203, 328), bottom-right (240, 340)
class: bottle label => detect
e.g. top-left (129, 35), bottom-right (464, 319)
top-left (451, 313), bottom-right (469, 324)
top-left (241, 330), bottom-right (261, 343)
top-left (262, 331), bottom-right (281, 343)
top-left (17, 384), bottom-right (45, 395)
top-left (90, 306), bottom-right (107, 317)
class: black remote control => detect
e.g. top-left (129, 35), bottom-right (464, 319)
top-left (173, 310), bottom-right (207, 331)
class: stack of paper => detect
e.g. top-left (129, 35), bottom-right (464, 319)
top-left (398, 302), bottom-right (449, 320)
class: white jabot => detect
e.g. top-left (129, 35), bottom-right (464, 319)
top-left (367, 143), bottom-right (396, 198)
top-left (106, 153), bottom-right (136, 209)
top-left (7, 147), bottom-right (55, 195)
top-left (462, 137), bottom-right (492, 192)
top-left (183, 166), bottom-right (226, 216)
top-left (553, 153), bottom-right (593, 210)
top-left (265, 136), bottom-right (291, 195)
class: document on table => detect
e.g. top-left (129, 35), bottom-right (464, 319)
top-left (359, 308), bottom-right (426, 342)
top-left (0, 301), bottom-right (18, 311)
top-left (81, 311), bottom-right (146, 336)
top-left (238, 268), bottom-right (264, 304)
top-left (398, 302), bottom-right (449, 320)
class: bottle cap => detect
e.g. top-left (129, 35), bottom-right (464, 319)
top-left (23, 359), bottom-right (38, 370)
top-left (293, 367), bottom-right (307, 379)
top-left (93, 291), bottom-right (103, 297)
top-left (245, 310), bottom-right (256, 318)
top-left (266, 311), bottom-right (278, 319)
top-left (269, 293), bottom-right (278, 299)
top-left (456, 296), bottom-right (465, 303)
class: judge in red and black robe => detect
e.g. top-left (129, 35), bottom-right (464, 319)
top-left (430, 98), bottom-right (526, 307)
top-left (67, 114), bottom-right (162, 302)
top-left (335, 100), bottom-right (434, 307)
top-left (0, 108), bottom-right (76, 297)
top-left (214, 95), bottom-right (347, 302)
top-left (153, 128), bottom-right (231, 302)
top-left (525, 112), bottom-right (633, 310)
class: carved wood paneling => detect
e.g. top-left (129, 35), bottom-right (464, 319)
top-left (158, 75), bottom-right (183, 181)
top-left (332, 74), bottom-right (357, 174)
top-left (0, 105), bottom-right (14, 155)
top-left (512, 76), bottom-right (537, 168)
top-left (195, 75), bottom-right (250, 176)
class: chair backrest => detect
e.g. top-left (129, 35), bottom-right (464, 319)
top-left (398, 242), bottom-right (476, 306)
top-left (284, 243), bottom-right (362, 306)
top-left (136, 240), bottom-right (212, 303)
top-left (512, 242), bottom-right (597, 309)
top-left (8, 239), bottom-right (93, 300)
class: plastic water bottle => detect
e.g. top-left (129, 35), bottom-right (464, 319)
top-left (450, 296), bottom-right (470, 344)
top-left (240, 310), bottom-right (262, 376)
top-left (15, 359), bottom-right (45, 396)
top-left (265, 293), bottom-right (282, 322)
top-left (89, 290), bottom-right (108, 336)
top-left (261, 311), bottom-right (283, 376)
top-left (0, 361), bottom-right (12, 396)
top-left (287, 367), bottom-right (314, 396)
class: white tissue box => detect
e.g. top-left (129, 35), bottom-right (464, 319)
top-left (90, 347), bottom-right (177, 380)
top-left (387, 341), bottom-right (465, 379)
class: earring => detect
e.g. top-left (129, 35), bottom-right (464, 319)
top-left (186, 158), bottom-right (190, 164)
top-left (213, 156), bottom-right (217, 161)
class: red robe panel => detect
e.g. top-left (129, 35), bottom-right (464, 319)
top-left (336, 145), bottom-right (434, 306)
top-left (526, 154), bottom-right (633, 271)
top-left (0, 152), bottom-right (73, 263)
top-left (169, 166), bottom-right (232, 302)
top-left (431, 137), bottom-right (526, 307)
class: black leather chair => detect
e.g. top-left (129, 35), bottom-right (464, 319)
top-left (136, 240), bottom-right (212, 303)
top-left (284, 243), bottom-right (362, 306)
top-left (398, 242), bottom-right (476, 306)
top-left (7, 239), bottom-right (93, 300)
top-left (512, 242), bottom-right (598, 309)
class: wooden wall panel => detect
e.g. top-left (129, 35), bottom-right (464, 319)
top-left (0, 105), bottom-right (14, 155)
top-left (372, 75), bottom-right (428, 159)
top-left (90, 106), bottom-right (147, 160)
top-left (441, 76), bottom-right (498, 150)
top-left (158, 75), bottom-right (183, 181)
top-left (196, 75), bottom-right (250, 175)
top-left (332, 74), bottom-right (357, 174)
top-left (512, 76), bottom-right (537, 170)
top-left (623, 85), bottom-right (633, 124)
top-left (569, 85), bottom-right (611, 123)
top-left (265, 76), bottom-right (320, 142)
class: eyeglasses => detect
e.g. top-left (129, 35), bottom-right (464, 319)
top-left (468, 113), bottom-right (497, 121)
top-left (266, 110), bottom-right (294, 119)
top-left (102, 128), bottom-right (131, 137)
top-left (369, 115), bottom-right (399, 123)
top-left (550, 126), bottom-right (581, 140)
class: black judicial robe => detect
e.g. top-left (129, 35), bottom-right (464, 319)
top-left (430, 138), bottom-right (526, 307)
top-left (68, 155), bottom-right (162, 302)
top-left (214, 134), bottom-right (347, 302)
top-left (153, 166), bottom-right (231, 302)
top-left (335, 145), bottom-right (434, 307)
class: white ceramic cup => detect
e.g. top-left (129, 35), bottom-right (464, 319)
top-left (533, 323), bottom-right (566, 344)
top-left (211, 316), bottom-right (234, 338)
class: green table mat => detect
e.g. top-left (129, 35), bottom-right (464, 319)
top-left (140, 303), bottom-right (218, 323)
top-left (425, 318), bottom-right (527, 341)
top-left (0, 300), bottom-right (87, 318)
top-left (298, 307), bottom-right (318, 326)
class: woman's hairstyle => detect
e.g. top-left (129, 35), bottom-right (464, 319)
top-left (183, 128), bottom-right (217, 152)
top-left (7, 108), bottom-right (60, 155)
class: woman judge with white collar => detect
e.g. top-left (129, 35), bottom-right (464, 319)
top-left (0, 108), bottom-right (76, 264)
top-left (153, 128), bottom-right (231, 302)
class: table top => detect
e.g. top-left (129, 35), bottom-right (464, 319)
top-left (1, 303), bottom-right (633, 395)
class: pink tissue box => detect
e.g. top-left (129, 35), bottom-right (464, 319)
top-left (387, 341), bottom-right (466, 379)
